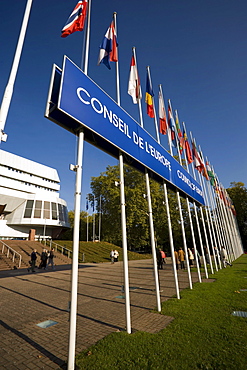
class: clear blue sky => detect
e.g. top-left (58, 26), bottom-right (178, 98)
top-left (1, 0), bottom-right (247, 211)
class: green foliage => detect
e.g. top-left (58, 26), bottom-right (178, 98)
top-left (59, 210), bottom-right (92, 241)
top-left (227, 182), bottom-right (247, 249)
top-left (89, 164), bottom-right (190, 251)
top-left (76, 255), bottom-right (247, 369)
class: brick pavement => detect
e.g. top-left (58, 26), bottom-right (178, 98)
top-left (0, 259), bottom-right (200, 369)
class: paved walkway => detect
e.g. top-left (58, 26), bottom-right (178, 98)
top-left (0, 259), bottom-right (200, 369)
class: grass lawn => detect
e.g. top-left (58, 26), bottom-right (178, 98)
top-left (76, 254), bottom-right (247, 370)
top-left (55, 240), bottom-right (152, 263)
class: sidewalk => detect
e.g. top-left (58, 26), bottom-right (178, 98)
top-left (0, 259), bottom-right (199, 369)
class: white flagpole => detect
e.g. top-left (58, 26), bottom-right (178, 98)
top-left (93, 194), bottom-right (96, 242)
top-left (199, 147), bottom-right (219, 271)
top-left (82, 0), bottom-right (91, 73)
top-left (0, 0), bottom-right (33, 142)
top-left (99, 195), bottom-right (102, 242)
top-left (189, 133), bottom-right (209, 279)
top-left (68, 1), bottom-right (91, 368)
top-left (204, 159), bottom-right (222, 268)
top-left (193, 143), bottom-right (214, 274)
top-left (146, 72), bottom-right (180, 299)
top-left (133, 49), bottom-right (161, 311)
top-left (169, 111), bottom-right (192, 288)
top-left (182, 122), bottom-right (202, 283)
top-left (68, 130), bottom-right (84, 370)
top-left (217, 181), bottom-right (235, 260)
top-left (150, 86), bottom-right (180, 299)
top-left (113, 12), bottom-right (131, 334)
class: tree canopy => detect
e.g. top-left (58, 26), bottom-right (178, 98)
top-left (227, 182), bottom-right (247, 249)
top-left (89, 164), bottom-right (188, 251)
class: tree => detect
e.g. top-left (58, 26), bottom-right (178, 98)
top-left (227, 182), bottom-right (247, 249)
top-left (90, 164), bottom-right (189, 251)
top-left (59, 210), bottom-right (90, 241)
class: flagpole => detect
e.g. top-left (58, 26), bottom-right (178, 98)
top-left (113, 12), bottom-right (131, 334)
top-left (172, 115), bottom-right (193, 289)
top-left (99, 195), bottom-right (102, 242)
top-left (82, 0), bottom-right (91, 73)
top-left (146, 72), bottom-right (180, 298)
top-left (189, 133), bottom-right (210, 279)
top-left (182, 122), bottom-right (202, 282)
top-left (0, 0), bottom-right (33, 142)
top-left (199, 147), bottom-right (219, 271)
top-left (193, 141), bottom-right (214, 274)
top-left (152, 86), bottom-right (182, 297)
top-left (93, 194), bottom-right (96, 242)
top-left (68, 130), bottom-right (84, 370)
top-left (132, 49), bottom-right (161, 311)
top-left (204, 163), bottom-right (222, 268)
top-left (68, 1), bottom-right (91, 368)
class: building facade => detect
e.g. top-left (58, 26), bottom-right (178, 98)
top-left (0, 149), bottom-right (69, 240)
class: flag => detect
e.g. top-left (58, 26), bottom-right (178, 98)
top-left (182, 129), bottom-right (193, 164)
top-left (145, 71), bottom-right (154, 117)
top-left (158, 90), bottom-right (167, 134)
top-left (61, 1), bottom-right (88, 38)
top-left (86, 199), bottom-right (89, 211)
top-left (175, 111), bottom-right (182, 138)
top-left (128, 55), bottom-right (142, 104)
top-left (98, 21), bottom-right (118, 69)
top-left (175, 110), bottom-right (183, 151)
top-left (192, 141), bottom-right (204, 172)
top-left (199, 150), bottom-right (209, 180)
top-left (167, 100), bottom-right (176, 146)
top-left (206, 161), bottom-right (215, 186)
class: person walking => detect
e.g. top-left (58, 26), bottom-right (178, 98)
top-left (114, 249), bottom-right (119, 263)
top-left (174, 250), bottom-right (179, 270)
top-left (178, 247), bottom-right (185, 270)
top-left (161, 250), bottom-right (166, 264)
top-left (40, 249), bottom-right (48, 269)
top-left (47, 248), bottom-right (55, 270)
top-left (220, 246), bottom-right (232, 267)
top-left (157, 249), bottom-right (163, 269)
top-left (28, 249), bottom-right (37, 273)
top-left (188, 248), bottom-right (194, 266)
top-left (110, 249), bottom-right (115, 264)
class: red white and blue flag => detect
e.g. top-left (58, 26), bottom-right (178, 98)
top-left (167, 100), bottom-right (176, 146)
top-left (98, 21), bottom-right (118, 69)
top-left (61, 1), bottom-right (88, 38)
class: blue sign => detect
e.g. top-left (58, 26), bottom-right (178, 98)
top-left (57, 56), bottom-right (204, 205)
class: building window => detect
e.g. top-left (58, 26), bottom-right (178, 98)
top-left (43, 201), bottom-right (50, 219)
top-left (34, 200), bottom-right (42, 218)
top-left (58, 204), bottom-right (64, 222)
top-left (63, 205), bottom-right (68, 223)
top-left (51, 202), bottom-right (58, 220)
top-left (24, 200), bottom-right (34, 218)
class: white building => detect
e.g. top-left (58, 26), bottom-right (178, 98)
top-left (0, 149), bottom-right (69, 240)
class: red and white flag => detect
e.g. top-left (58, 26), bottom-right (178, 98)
top-left (61, 1), bottom-right (88, 38)
top-left (158, 90), bottom-right (167, 135)
top-left (128, 56), bottom-right (142, 104)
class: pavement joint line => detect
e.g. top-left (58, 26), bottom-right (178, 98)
top-left (0, 258), bottom-right (199, 368)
